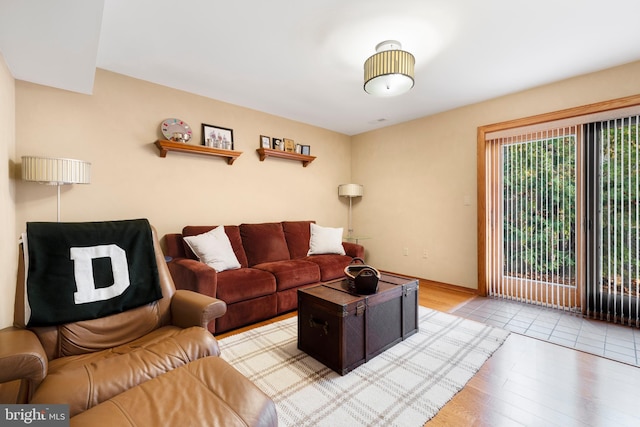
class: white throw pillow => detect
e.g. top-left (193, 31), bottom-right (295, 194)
top-left (307, 223), bottom-right (346, 256)
top-left (183, 226), bottom-right (241, 272)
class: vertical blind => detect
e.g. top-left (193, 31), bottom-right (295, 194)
top-left (585, 117), bottom-right (639, 326)
top-left (485, 126), bottom-right (580, 311)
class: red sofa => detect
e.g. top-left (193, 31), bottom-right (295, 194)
top-left (164, 221), bottom-right (364, 334)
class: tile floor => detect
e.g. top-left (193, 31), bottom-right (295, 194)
top-left (452, 296), bottom-right (640, 367)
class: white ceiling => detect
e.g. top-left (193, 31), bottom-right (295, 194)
top-left (2, 0), bottom-right (640, 135)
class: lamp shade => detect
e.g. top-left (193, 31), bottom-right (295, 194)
top-left (22, 156), bottom-right (91, 185)
top-left (364, 40), bottom-right (415, 97)
top-left (338, 183), bottom-right (364, 198)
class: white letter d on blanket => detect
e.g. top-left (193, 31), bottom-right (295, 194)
top-left (71, 244), bottom-right (131, 304)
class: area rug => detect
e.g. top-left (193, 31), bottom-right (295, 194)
top-left (218, 306), bottom-right (509, 427)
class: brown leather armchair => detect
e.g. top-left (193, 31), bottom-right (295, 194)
top-left (0, 223), bottom-right (277, 426)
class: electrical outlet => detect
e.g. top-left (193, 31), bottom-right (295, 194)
top-left (422, 249), bottom-right (428, 259)
top-left (403, 247), bottom-right (409, 256)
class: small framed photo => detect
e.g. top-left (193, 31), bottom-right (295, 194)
top-left (202, 123), bottom-right (234, 150)
top-left (272, 138), bottom-right (283, 150)
top-left (301, 145), bottom-right (311, 155)
top-left (260, 135), bottom-right (271, 148)
top-left (283, 138), bottom-right (295, 153)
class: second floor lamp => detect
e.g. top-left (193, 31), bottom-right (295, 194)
top-left (338, 183), bottom-right (364, 238)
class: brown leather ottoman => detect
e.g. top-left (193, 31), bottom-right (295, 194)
top-left (70, 356), bottom-right (277, 427)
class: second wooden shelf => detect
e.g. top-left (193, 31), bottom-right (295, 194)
top-left (256, 148), bottom-right (316, 167)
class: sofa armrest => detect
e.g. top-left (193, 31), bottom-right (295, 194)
top-left (167, 258), bottom-right (219, 296)
top-left (170, 290), bottom-right (227, 329)
top-left (164, 233), bottom-right (187, 258)
top-left (342, 242), bottom-right (364, 259)
top-left (0, 327), bottom-right (47, 387)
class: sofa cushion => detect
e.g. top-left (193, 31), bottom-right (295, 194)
top-left (68, 357), bottom-right (278, 427)
top-left (277, 286), bottom-right (314, 314)
top-left (307, 223), bottom-right (346, 255)
top-left (215, 294), bottom-right (278, 334)
top-left (282, 220), bottom-right (314, 259)
top-left (31, 326), bottom-right (219, 417)
top-left (183, 226), bottom-right (249, 268)
top-left (240, 222), bottom-right (290, 266)
top-left (51, 303), bottom-right (165, 358)
top-left (306, 254), bottom-right (354, 282)
top-left (183, 226), bottom-right (241, 272)
top-left (253, 259), bottom-right (321, 291)
top-left (216, 268), bottom-right (276, 304)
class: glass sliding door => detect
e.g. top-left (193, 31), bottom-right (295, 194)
top-left (486, 127), bottom-right (581, 311)
top-left (479, 97), bottom-right (640, 325)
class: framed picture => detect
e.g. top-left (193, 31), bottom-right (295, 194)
top-left (283, 138), bottom-right (295, 153)
top-left (202, 123), bottom-right (234, 150)
top-left (301, 145), bottom-right (311, 155)
top-left (260, 135), bottom-right (271, 148)
top-left (272, 138), bottom-right (283, 150)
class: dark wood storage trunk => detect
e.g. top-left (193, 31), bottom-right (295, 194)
top-left (297, 272), bottom-right (418, 375)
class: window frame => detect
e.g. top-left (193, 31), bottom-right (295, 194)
top-left (477, 94), bottom-right (640, 297)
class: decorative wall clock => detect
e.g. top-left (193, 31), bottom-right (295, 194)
top-left (161, 118), bottom-right (192, 142)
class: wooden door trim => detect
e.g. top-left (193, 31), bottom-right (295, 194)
top-left (477, 93), bottom-right (640, 297)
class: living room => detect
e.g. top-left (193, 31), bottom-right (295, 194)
top-left (2, 1), bottom-right (640, 425)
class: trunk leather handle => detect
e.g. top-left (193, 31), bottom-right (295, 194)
top-left (308, 316), bottom-right (329, 335)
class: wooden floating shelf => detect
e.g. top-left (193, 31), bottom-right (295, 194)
top-left (256, 148), bottom-right (316, 167)
top-left (155, 139), bottom-right (242, 165)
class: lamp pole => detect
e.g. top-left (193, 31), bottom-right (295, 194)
top-left (348, 196), bottom-right (354, 238)
top-left (57, 184), bottom-right (61, 222)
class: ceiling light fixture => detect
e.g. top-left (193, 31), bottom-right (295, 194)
top-left (364, 40), bottom-right (415, 97)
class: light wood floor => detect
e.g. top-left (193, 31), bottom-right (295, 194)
top-left (422, 282), bottom-right (640, 427)
top-left (219, 280), bottom-right (640, 427)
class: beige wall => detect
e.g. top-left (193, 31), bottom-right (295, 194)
top-left (352, 60), bottom-right (640, 289)
top-left (15, 68), bottom-right (352, 235)
top-left (0, 53), bottom-right (16, 327)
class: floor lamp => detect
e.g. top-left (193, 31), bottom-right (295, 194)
top-left (338, 184), bottom-right (363, 238)
top-left (22, 156), bottom-right (92, 222)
